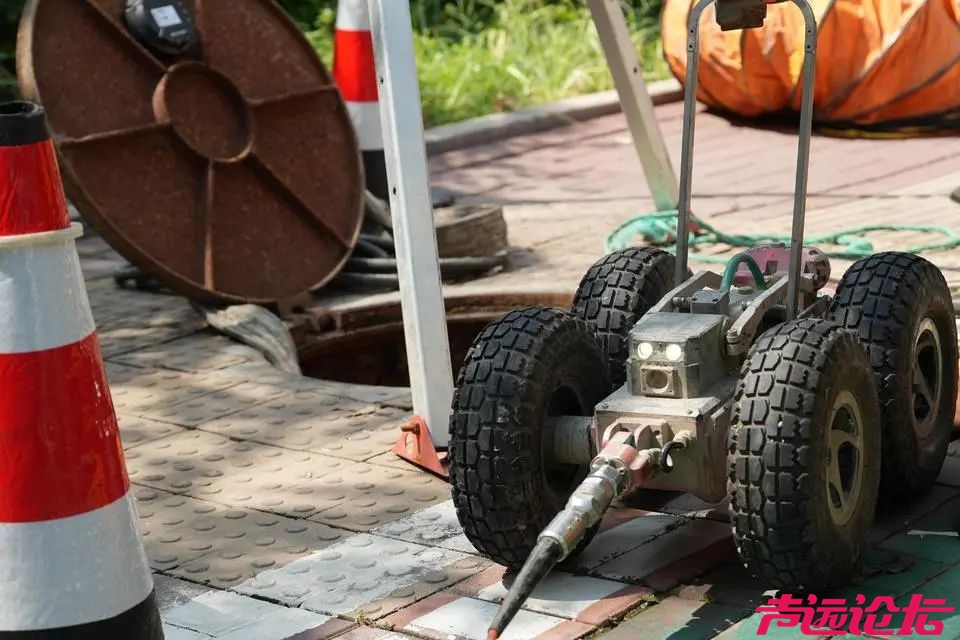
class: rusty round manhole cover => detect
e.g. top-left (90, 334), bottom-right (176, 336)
top-left (17, 0), bottom-right (364, 304)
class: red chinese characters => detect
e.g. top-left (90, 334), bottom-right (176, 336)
top-left (755, 594), bottom-right (954, 636)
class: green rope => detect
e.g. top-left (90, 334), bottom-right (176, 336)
top-left (605, 210), bottom-right (960, 263)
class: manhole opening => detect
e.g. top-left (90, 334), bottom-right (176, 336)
top-left (296, 293), bottom-right (569, 388)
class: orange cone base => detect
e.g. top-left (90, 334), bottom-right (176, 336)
top-left (393, 416), bottom-right (449, 480)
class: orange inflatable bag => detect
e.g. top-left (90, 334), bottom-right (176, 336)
top-left (661, 0), bottom-right (960, 135)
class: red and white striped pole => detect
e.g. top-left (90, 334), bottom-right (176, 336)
top-left (0, 102), bottom-right (162, 639)
top-left (334, 0), bottom-right (390, 202)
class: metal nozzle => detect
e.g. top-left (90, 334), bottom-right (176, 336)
top-left (486, 429), bottom-right (666, 638)
top-left (487, 460), bottom-right (625, 638)
top-left (487, 537), bottom-right (563, 639)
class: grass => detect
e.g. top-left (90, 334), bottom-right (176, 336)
top-left (301, 0), bottom-right (669, 127)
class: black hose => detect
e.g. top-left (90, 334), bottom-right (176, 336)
top-left (337, 252), bottom-right (509, 291)
top-left (360, 233), bottom-right (397, 251)
top-left (333, 272), bottom-right (400, 288)
top-left (341, 193), bottom-right (507, 290)
top-left (659, 439), bottom-right (686, 473)
top-left (353, 237), bottom-right (391, 258)
top-left (347, 254), bottom-right (507, 274)
top-left (364, 190), bottom-right (393, 229)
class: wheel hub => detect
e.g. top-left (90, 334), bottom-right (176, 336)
top-left (912, 317), bottom-right (943, 436)
top-left (543, 385), bottom-right (589, 501)
top-left (826, 390), bottom-right (865, 526)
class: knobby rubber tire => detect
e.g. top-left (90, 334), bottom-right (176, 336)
top-left (728, 319), bottom-right (881, 591)
top-left (829, 252), bottom-right (958, 500)
top-left (448, 306), bottom-right (611, 569)
top-left (571, 247), bottom-right (681, 387)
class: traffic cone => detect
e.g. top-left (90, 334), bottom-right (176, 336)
top-left (0, 102), bottom-right (162, 638)
top-left (334, 0), bottom-right (389, 202)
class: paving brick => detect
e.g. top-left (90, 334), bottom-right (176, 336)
top-left (879, 496), bottom-right (960, 563)
top-left (155, 574), bottom-right (214, 612)
top-left (97, 324), bottom-right (206, 359)
top-left (372, 500), bottom-right (478, 554)
top-left (119, 414), bottom-right (185, 449)
top-left (112, 333), bottom-right (267, 372)
top-left (214, 362), bottom-right (329, 393)
top-left (591, 519), bottom-right (733, 589)
top-left (162, 625), bottom-right (210, 640)
top-left (836, 549), bottom-right (949, 602)
top-left (870, 485), bottom-right (958, 545)
top-left (383, 593), bottom-right (594, 640)
top-left (144, 381), bottom-right (288, 427)
top-left (677, 563), bottom-right (772, 608)
top-left (645, 536), bottom-right (737, 593)
top-left (454, 565), bottom-right (651, 625)
top-left (234, 533), bottom-right (471, 619)
top-left (90, 289), bottom-right (204, 358)
top-left (350, 555), bottom-right (492, 621)
top-left (106, 364), bottom-right (240, 417)
top-left (596, 597), bottom-right (746, 640)
top-left (163, 590), bottom-right (308, 636)
top-left (564, 511), bottom-right (684, 571)
top-left (135, 488), bottom-right (346, 584)
top-left (127, 431), bottom-right (344, 502)
top-left (216, 608), bottom-right (337, 640)
top-left (320, 382), bottom-right (413, 406)
top-left (283, 620), bottom-right (361, 640)
top-left (308, 466), bottom-right (448, 532)
top-left (364, 452), bottom-right (422, 471)
top-left (200, 391), bottom-right (404, 461)
top-left (87, 281), bottom-right (195, 327)
top-left (161, 590), bottom-right (345, 639)
top-left (322, 628), bottom-right (416, 640)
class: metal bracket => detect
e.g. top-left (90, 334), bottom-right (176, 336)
top-left (648, 270), bottom-right (723, 314)
top-left (725, 277), bottom-right (788, 354)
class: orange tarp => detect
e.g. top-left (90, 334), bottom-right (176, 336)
top-left (661, 0), bottom-right (960, 133)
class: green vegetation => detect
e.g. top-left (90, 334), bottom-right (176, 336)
top-left (288, 0), bottom-right (668, 126)
top-left (0, 0), bottom-right (668, 126)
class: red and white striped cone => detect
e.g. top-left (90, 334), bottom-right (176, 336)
top-left (0, 102), bottom-right (162, 639)
top-left (333, 0), bottom-right (389, 202)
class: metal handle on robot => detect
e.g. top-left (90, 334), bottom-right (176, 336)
top-left (674, 0), bottom-right (818, 321)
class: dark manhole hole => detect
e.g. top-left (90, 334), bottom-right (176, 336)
top-left (296, 292), bottom-right (570, 387)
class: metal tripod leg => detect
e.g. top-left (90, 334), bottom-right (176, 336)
top-left (586, 0), bottom-right (679, 213)
top-left (367, 0), bottom-right (454, 464)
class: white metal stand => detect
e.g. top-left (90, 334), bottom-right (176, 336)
top-left (368, 0), bottom-right (453, 449)
top-left (366, 0), bottom-right (677, 454)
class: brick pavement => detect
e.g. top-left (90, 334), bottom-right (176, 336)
top-left (71, 101), bottom-right (960, 639)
